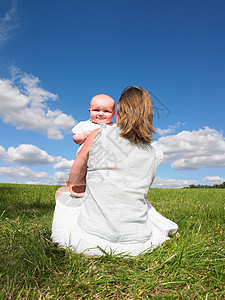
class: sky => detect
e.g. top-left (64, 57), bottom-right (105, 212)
top-left (0, 0), bottom-right (225, 188)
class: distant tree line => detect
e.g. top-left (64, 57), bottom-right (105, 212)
top-left (188, 182), bottom-right (225, 189)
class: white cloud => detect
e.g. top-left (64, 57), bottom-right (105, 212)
top-left (156, 122), bottom-right (186, 136)
top-left (22, 180), bottom-right (55, 185)
top-left (203, 176), bottom-right (225, 185)
top-left (5, 144), bottom-right (55, 165)
top-left (158, 127), bottom-right (225, 170)
top-left (0, 166), bottom-right (47, 180)
top-left (0, 0), bottom-right (18, 47)
top-left (53, 171), bottom-right (69, 184)
top-left (0, 67), bottom-right (76, 139)
top-left (153, 177), bottom-right (197, 188)
top-left (54, 156), bottom-right (74, 170)
top-left (0, 146), bottom-right (6, 160)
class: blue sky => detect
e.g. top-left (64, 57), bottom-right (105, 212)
top-left (0, 0), bottom-right (225, 188)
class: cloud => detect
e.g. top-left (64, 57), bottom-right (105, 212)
top-left (156, 122), bottom-right (186, 136)
top-left (0, 0), bottom-right (18, 47)
top-left (0, 146), bottom-right (6, 160)
top-left (54, 156), bottom-right (74, 170)
top-left (0, 166), bottom-right (47, 180)
top-left (0, 67), bottom-right (76, 139)
top-left (158, 127), bottom-right (225, 170)
top-left (3, 144), bottom-right (55, 165)
top-left (22, 180), bottom-right (54, 185)
top-left (203, 176), bottom-right (225, 185)
top-left (153, 177), bottom-right (198, 188)
top-left (53, 171), bottom-right (69, 184)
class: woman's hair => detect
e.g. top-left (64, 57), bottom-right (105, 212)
top-left (117, 86), bottom-right (156, 144)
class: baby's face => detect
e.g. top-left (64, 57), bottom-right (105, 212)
top-left (89, 96), bottom-right (115, 125)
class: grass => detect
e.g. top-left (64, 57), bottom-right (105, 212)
top-left (0, 183), bottom-right (224, 299)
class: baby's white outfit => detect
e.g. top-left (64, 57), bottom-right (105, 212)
top-left (71, 120), bottom-right (100, 153)
top-left (71, 120), bottom-right (100, 135)
top-left (52, 124), bottom-right (178, 256)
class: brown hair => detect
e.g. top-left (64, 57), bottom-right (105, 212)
top-left (117, 86), bottom-right (156, 144)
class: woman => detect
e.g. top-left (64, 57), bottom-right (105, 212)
top-left (51, 86), bottom-right (178, 256)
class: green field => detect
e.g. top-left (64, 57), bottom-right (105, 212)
top-left (0, 183), bottom-right (224, 299)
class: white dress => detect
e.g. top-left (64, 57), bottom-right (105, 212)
top-left (51, 124), bottom-right (178, 256)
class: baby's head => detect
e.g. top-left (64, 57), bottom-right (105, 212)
top-left (89, 94), bottom-right (115, 125)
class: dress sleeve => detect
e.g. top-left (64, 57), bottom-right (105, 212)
top-left (151, 141), bottom-right (163, 167)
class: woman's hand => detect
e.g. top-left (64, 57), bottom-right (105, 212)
top-left (66, 180), bottom-right (86, 197)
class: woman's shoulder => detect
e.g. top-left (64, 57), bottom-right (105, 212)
top-left (97, 123), bottom-right (118, 137)
top-left (100, 123), bottom-right (117, 129)
top-left (89, 123), bottom-right (124, 153)
top-left (149, 141), bottom-right (163, 164)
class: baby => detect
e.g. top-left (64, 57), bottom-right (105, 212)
top-left (71, 94), bottom-right (115, 152)
top-left (68, 94), bottom-right (115, 198)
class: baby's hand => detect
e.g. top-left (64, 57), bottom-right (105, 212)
top-left (66, 180), bottom-right (86, 198)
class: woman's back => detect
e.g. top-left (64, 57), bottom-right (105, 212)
top-left (78, 124), bottom-right (163, 243)
top-left (52, 87), bottom-right (178, 256)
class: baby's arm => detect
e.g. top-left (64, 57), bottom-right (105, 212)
top-left (73, 130), bottom-right (92, 145)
